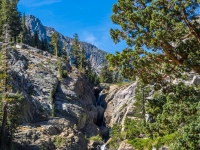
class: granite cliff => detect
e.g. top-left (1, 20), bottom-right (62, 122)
top-left (1, 42), bottom-right (105, 149)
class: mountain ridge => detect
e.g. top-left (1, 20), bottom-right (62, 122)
top-left (25, 15), bottom-right (108, 70)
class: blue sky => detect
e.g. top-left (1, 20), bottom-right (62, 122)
top-left (18, 0), bottom-right (127, 54)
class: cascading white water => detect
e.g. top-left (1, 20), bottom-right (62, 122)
top-left (101, 144), bottom-right (106, 150)
top-left (96, 91), bottom-right (107, 150)
top-left (97, 91), bottom-right (103, 106)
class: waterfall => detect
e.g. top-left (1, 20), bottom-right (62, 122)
top-left (97, 91), bottom-right (103, 106)
top-left (96, 90), bottom-right (107, 150)
top-left (101, 144), bottom-right (106, 150)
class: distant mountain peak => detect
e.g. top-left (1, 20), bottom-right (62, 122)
top-left (25, 15), bottom-right (108, 70)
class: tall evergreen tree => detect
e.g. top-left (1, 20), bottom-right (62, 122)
top-left (79, 47), bottom-right (87, 70)
top-left (0, 0), bottom-right (21, 41)
top-left (99, 63), bottom-right (113, 83)
top-left (0, 0), bottom-right (10, 37)
top-left (9, 0), bottom-right (22, 40)
top-left (21, 12), bottom-right (27, 43)
top-left (0, 24), bottom-right (24, 149)
top-left (33, 31), bottom-right (39, 48)
top-left (134, 80), bottom-right (151, 125)
top-left (41, 38), bottom-right (48, 51)
top-left (107, 0), bottom-right (200, 84)
top-left (50, 32), bottom-right (59, 57)
top-left (71, 33), bottom-right (80, 68)
top-left (85, 60), bottom-right (92, 80)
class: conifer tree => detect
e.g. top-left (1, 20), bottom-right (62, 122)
top-left (71, 33), bottom-right (80, 68)
top-left (0, 24), bottom-right (24, 149)
top-left (9, 0), bottom-right (22, 40)
top-left (0, 0), bottom-right (10, 37)
top-left (21, 12), bottom-right (27, 43)
top-left (107, 0), bottom-right (200, 84)
top-left (99, 63), bottom-right (113, 83)
top-left (41, 38), bottom-right (48, 51)
top-left (79, 47), bottom-right (87, 70)
top-left (85, 60), bottom-right (92, 80)
top-left (0, 0), bottom-right (21, 41)
top-left (63, 41), bottom-right (69, 62)
top-left (134, 80), bottom-right (151, 125)
top-left (50, 32), bottom-right (59, 57)
top-left (33, 31), bottom-right (39, 48)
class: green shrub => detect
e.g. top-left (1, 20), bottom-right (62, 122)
top-left (110, 124), bottom-right (123, 148)
top-left (124, 118), bottom-right (144, 139)
top-left (154, 133), bottom-right (175, 149)
top-left (54, 135), bottom-right (65, 148)
top-left (89, 135), bottom-right (102, 142)
top-left (62, 70), bottom-right (68, 78)
top-left (128, 138), bottom-right (153, 150)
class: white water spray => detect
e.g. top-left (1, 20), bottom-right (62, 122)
top-left (97, 91), bottom-right (103, 106)
top-left (101, 144), bottom-right (106, 150)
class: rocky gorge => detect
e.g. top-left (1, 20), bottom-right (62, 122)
top-left (3, 41), bottom-right (200, 150)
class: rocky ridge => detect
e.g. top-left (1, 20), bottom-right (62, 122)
top-left (2, 42), bottom-right (105, 149)
top-left (25, 15), bottom-right (108, 71)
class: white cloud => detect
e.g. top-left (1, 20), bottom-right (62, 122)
top-left (83, 32), bottom-right (99, 46)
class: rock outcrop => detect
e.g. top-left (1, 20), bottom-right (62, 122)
top-left (104, 82), bottom-right (137, 127)
top-left (2, 43), bottom-right (102, 149)
top-left (25, 15), bottom-right (108, 71)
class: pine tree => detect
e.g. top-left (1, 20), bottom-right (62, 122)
top-left (41, 38), bottom-right (48, 51)
top-left (21, 12), bottom-right (27, 43)
top-left (134, 80), bottom-right (151, 125)
top-left (50, 32), bottom-right (59, 57)
top-left (9, 0), bottom-right (22, 40)
top-left (85, 60), bottom-right (92, 81)
top-left (33, 31), bottom-right (39, 48)
top-left (79, 47), bottom-right (87, 70)
top-left (99, 63), bottom-right (113, 83)
top-left (0, 24), bottom-right (24, 149)
top-left (0, 0), bottom-right (21, 41)
top-left (26, 26), bottom-right (32, 45)
top-left (0, 0), bottom-right (10, 37)
top-left (107, 0), bottom-right (200, 84)
top-left (71, 33), bottom-right (80, 68)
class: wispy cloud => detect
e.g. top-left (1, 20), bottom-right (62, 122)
top-left (19, 0), bottom-right (61, 7)
top-left (82, 32), bottom-right (99, 46)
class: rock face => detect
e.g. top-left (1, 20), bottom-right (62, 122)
top-left (2, 43), bottom-right (101, 149)
top-left (14, 118), bottom-right (88, 150)
top-left (104, 83), bottom-right (137, 127)
top-left (25, 15), bottom-right (108, 71)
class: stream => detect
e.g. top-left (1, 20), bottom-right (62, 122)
top-left (95, 90), bottom-right (108, 150)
